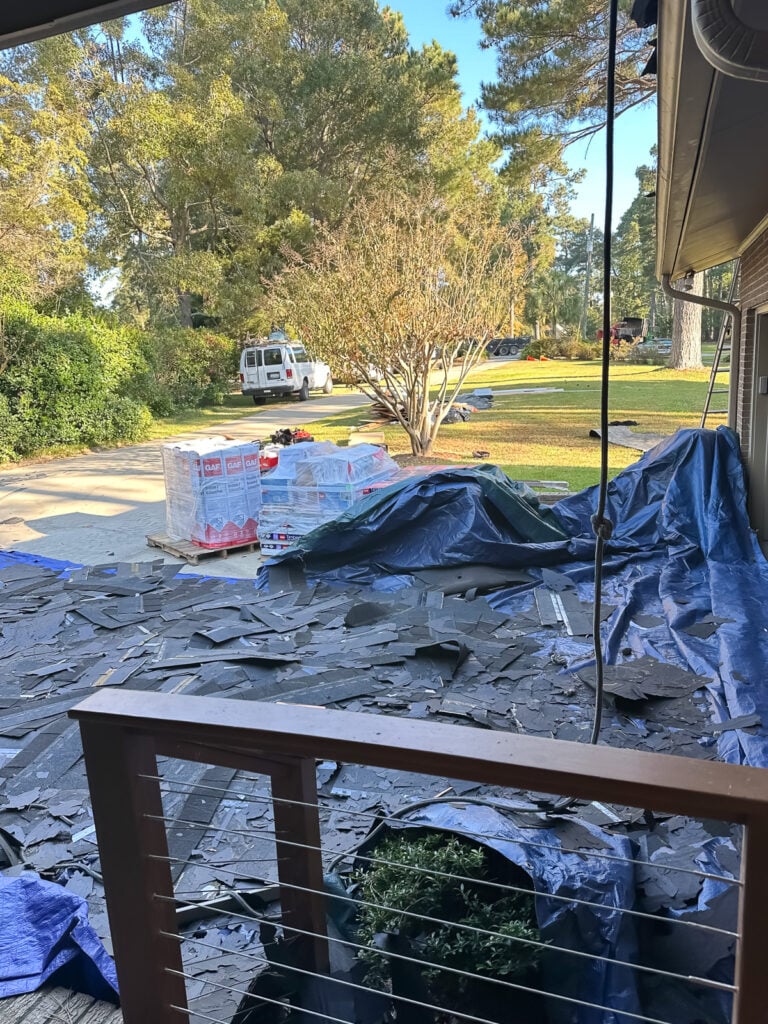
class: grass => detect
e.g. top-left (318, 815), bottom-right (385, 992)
top-left (143, 393), bottom-right (263, 439)
top-left (298, 358), bottom-right (714, 492)
top-left (143, 383), bottom-right (362, 440)
top-left (0, 358), bottom-right (714, 487)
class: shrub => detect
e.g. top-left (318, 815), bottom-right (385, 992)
top-left (0, 395), bottom-right (21, 462)
top-left (0, 299), bottom-right (153, 460)
top-left (521, 337), bottom-right (600, 360)
top-left (521, 337), bottom-right (555, 358)
top-left (0, 299), bottom-right (240, 461)
top-left (104, 395), bottom-right (154, 443)
top-left (133, 328), bottom-right (238, 414)
top-left (354, 831), bottom-right (541, 1014)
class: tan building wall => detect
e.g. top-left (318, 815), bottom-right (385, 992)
top-left (737, 227), bottom-right (768, 458)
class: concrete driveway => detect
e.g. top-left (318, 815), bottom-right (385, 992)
top-left (0, 392), bottom-right (369, 577)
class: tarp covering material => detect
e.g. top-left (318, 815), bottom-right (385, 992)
top-left (262, 464), bottom-right (569, 588)
top-left (0, 549), bottom-right (81, 574)
top-left (0, 873), bottom-right (118, 1001)
top-left (365, 802), bottom-right (734, 1024)
top-left (376, 803), bottom-right (642, 1024)
top-left (551, 426), bottom-right (768, 767)
top-left (266, 428), bottom-right (768, 767)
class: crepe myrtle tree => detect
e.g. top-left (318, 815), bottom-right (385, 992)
top-left (271, 187), bottom-right (525, 455)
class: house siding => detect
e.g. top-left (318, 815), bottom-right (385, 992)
top-left (737, 227), bottom-right (768, 458)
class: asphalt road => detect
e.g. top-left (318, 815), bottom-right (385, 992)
top-left (0, 391), bottom-right (369, 577)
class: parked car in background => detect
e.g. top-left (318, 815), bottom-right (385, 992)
top-left (636, 336), bottom-right (672, 353)
top-left (486, 336), bottom-right (531, 357)
top-left (239, 329), bottom-right (333, 404)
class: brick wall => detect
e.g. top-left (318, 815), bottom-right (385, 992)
top-left (737, 227), bottom-right (768, 458)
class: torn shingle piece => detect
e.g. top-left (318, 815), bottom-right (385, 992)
top-left (712, 713), bottom-right (761, 733)
top-left (534, 587), bottom-right (560, 627)
top-left (541, 568), bottom-right (575, 592)
top-left (682, 621), bottom-right (719, 640)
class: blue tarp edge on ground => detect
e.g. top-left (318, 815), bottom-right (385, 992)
top-left (0, 873), bottom-right (118, 1001)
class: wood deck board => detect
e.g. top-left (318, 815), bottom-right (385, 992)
top-left (0, 988), bottom-right (122, 1024)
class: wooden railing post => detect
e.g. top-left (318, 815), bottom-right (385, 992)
top-left (78, 721), bottom-right (187, 1024)
top-left (72, 691), bottom-right (768, 1020)
top-left (733, 815), bottom-right (768, 1023)
top-left (270, 757), bottom-right (329, 974)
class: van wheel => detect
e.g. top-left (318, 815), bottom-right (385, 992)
top-left (498, 344), bottom-right (510, 356)
top-left (323, 375), bottom-right (333, 394)
top-left (252, 395), bottom-right (267, 406)
top-left (298, 378), bottom-right (310, 401)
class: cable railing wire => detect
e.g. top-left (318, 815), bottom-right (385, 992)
top-left (159, 916), bottom-right (679, 1024)
top-left (169, 960), bottom-right (529, 1024)
top-left (150, 860), bottom-right (736, 993)
top-left (170, 971), bottom-right (358, 1024)
top-left (140, 776), bottom-right (743, 886)
top-left (156, 814), bottom-right (737, 938)
top-left (167, 933), bottom-right (675, 1024)
top-left (170, 1005), bottom-right (230, 1024)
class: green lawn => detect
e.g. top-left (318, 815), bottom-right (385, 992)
top-left (143, 393), bottom-right (264, 439)
top-left (1, 358), bottom-right (715, 489)
top-left (143, 384), bottom-right (361, 440)
top-left (299, 358), bottom-right (715, 492)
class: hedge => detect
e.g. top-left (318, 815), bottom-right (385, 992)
top-left (0, 300), bottom-right (239, 461)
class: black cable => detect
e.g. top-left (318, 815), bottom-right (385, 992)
top-left (589, 0), bottom-right (620, 746)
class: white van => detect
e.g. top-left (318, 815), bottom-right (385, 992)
top-left (239, 333), bottom-right (333, 405)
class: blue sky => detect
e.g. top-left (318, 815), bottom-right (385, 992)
top-left (395, 0), bottom-right (657, 223)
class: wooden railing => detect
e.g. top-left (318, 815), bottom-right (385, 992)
top-left (70, 689), bottom-right (768, 1024)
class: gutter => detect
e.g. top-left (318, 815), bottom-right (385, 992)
top-left (691, 0), bottom-right (768, 82)
top-left (661, 274), bottom-right (741, 429)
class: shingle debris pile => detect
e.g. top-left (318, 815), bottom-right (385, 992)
top-left (0, 558), bottom-right (743, 1021)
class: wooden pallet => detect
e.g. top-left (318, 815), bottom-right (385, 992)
top-left (146, 531), bottom-right (259, 564)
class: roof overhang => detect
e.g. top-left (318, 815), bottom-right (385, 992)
top-left (657, 0), bottom-right (768, 279)
top-left (0, 1), bottom-right (169, 51)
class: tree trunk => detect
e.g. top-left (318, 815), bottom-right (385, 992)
top-left (172, 212), bottom-right (193, 328)
top-left (178, 290), bottom-right (193, 328)
top-left (670, 272), bottom-right (703, 369)
top-left (408, 431), bottom-right (433, 456)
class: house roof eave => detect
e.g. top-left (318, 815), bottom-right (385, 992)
top-left (0, 1), bottom-right (167, 50)
top-left (656, 0), bottom-right (768, 279)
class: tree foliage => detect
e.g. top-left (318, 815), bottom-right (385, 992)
top-left (0, 71), bottom-right (90, 303)
top-left (5, 0), bottom-right (493, 333)
top-left (0, 300), bottom-right (152, 459)
top-left (270, 186), bottom-right (525, 455)
top-left (451, 0), bottom-right (656, 147)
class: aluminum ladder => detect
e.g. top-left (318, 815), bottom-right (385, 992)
top-left (701, 260), bottom-right (740, 428)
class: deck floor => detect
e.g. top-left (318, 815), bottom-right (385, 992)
top-left (0, 987), bottom-right (122, 1023)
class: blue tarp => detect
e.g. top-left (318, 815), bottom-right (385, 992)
top-left (261, 464), bottom-right (570, 590)
top-left (382, 803), bottom-right (642, 1024)
top-left (265, 427), bottom-right (768, 767)
top-left (370, 802), bottom-right (735, 1024)
top-left (0, 549), bottom-right (81, 574)
top-left (0, 873), bottom-right (118, 1001)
